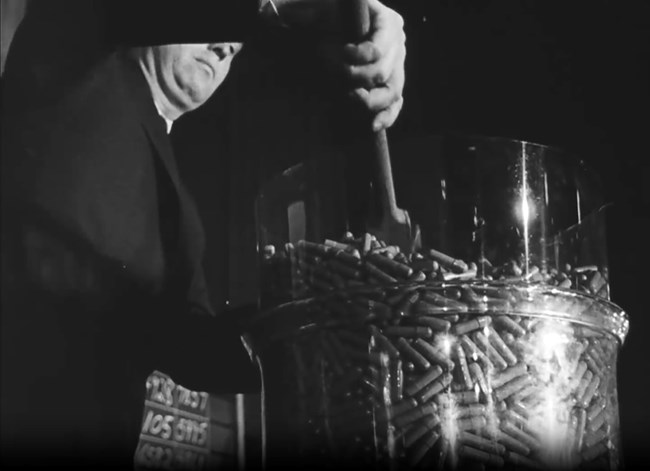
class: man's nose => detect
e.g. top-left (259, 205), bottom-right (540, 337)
top-left (208, 43), bottom-right (243, 60)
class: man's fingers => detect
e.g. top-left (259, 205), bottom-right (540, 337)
top-left (372, 96), bottom-right (404, 131)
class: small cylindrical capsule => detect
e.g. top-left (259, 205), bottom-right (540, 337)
top-left (505, 451), bottom-right (543, 469)
top-left (327, 259), bottom-right (362, 280)
top-left (459, 286), bottom-right (488, 312)
top-left (403, 415), bottom-right (439, 448)
top-left (420, 292), bottom-right (469, 312)
top-left (494, 316), bottom-right (526, 337)
top-left (583, 427), bottom-right (608, 449)
top-left (490, 363), bottom-right (528, 389)
top-left (457, 416), bottom-right (487, 432)
top-left (418, 373), bottom-right (454, 403)
top-left (458, 431), bottom-right (506, 456)
top-left (454, 344), bottom-right (474, 390)
top-left (456, 404), bottom-right (487, 418)
top-left (575, 370), bottom-right (594, 400)
top-left (460, 336), bottom-right (493, 369)
top-left (427, 248), bottom-right (468, 273)
top-left (587, 397), bottom-right (607, 422)
top-left (413, 339), bottom-right (455, 371)
top-left (473, 332), bottom-right (508, 371)
top-left (458, 445), bottom-right (504, 467)
top-left (468, 362), bottom-right (490, 395)
top-left (500, 421), bottom-right (541, 451)
top-left (412, 314), bottom-right (452, 332)
top-left (364, 261), bottom-right (398, 283)
top-left (367, 253), bottom-right (414, 279)
top-left (384, 325), bottom-right (433, 339)
top-left (395, 291), bottom-right (421, 317)
top-left (485, 326), bottom-right (518, 366)
top-left (436, 389), bottom-right (479, 407)
top-left (588, 408), bottom-right (607, 433)
top-left (391, 359), bottom-right (404, 402)
top-left (496, 430), bottom-right (530, 456)
top-left (452, 316), bottom-right (492, 336)
top-left (579, 375), bottom-right (601, 408)
top-left (396, 338), bottom-right (431, 371)
top-left (379, 397), bottom-right (419, 422)
top-left (393, 401), bottom-right (437, 429)
top-left (581, 442), bottom-right (609, 463)
top-left (404, 365), bottom-right (444, 397)
top-left (370, 327), bottom-right (401, 359)
top-left (408, 430), bottom-right (440, 466)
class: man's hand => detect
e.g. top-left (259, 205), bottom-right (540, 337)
top-left (342, 0), bottom-right (405, 131)
top-left (268, 0), bottom-right (406, 131)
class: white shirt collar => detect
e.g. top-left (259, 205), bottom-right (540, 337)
top-left (153, 101), bottom-right (174, 134)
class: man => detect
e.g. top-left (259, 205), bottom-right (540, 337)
top-left (0, 0), bottom-right (406, 467)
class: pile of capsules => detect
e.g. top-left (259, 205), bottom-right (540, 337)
top-left (257, 233), bottom-right (618, 470)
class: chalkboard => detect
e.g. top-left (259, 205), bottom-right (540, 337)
top-left (134, 371), bottom-right (238, 470)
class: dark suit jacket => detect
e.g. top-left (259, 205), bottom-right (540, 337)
top-left (1, 1), bottom-right (260, 466)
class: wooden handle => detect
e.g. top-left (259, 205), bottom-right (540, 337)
top-left (344, 0), bottom-right (399, 219)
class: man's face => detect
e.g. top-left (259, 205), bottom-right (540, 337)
top-left (152, 43), bottom-right (243, 112)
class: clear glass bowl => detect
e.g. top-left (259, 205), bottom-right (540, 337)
top-left (247, 135), bottom-right (629, 470)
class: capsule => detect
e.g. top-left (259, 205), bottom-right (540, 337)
top-left (408, 430), bottom-right (440, 466)
top-left (403, 415), bottom-right (440, 448)
top-left (460, 336), bottom-right (493, 370)
top-left (494, 316), bottom-right (526, 337)
top-left (458, 286), bottom-right (488, 311)
top-left (420, 292), bottom-right (469, 312)
top-left (393, 401), bottom-right (437, 429)
top-left (490, 363), bottom-right (528, 389)
top-left (575, 370), bottom-right (594, 401)
top-left (584, 351), bottom-right (603, 377)
top-left (370, 327), bottom-right (401, 359)
top-left (384, 326), bottom-right (433, 339)
top-left (587, 397), bottom-right (607, 422)
top-left (458, 445), bottom-right (504, 467)
top-left (510, 400), bottom-right (531, 419)
top-left (379, 397), bottom-right (419, 422)
top-left (364, 261), bottom-right (398, 283)
top-left (582, 440), bottom-right (609, 463)
top-left (468, 362), bottom-right (490, 395)
top-left (472, 332), bottom-right (508, 371)
top-left (500, 422), bottom-right (540, 451)
top-left (573, 408), bottom-right (587, 451)
top-left (410, 300), bottom-right (448, 316)
top-left (495, 430), bottom-right (530, 456)
top-left (436, 389), bottom-right (479, 406)
top-left (510, 383), bottom-right (539, 403)
top-left (485, 326), bottom-right (518, 366)
top-left (427, 248), bottom-right (468, 273)
top-left (366, 253), bottom-right (414, 280)
top-left (412, 315), bottom-right (452, 332)
top-left (404, 365), bottom-right (444, 397)
top-left (391, 360), bottom-right (404, 402)
top-left (411, 258), bottom-right (439, 274)
top-left (396, 338), bottom-right (431, 371)
top-left (418, 373), bottom-right (454, 403)
top-left (395, 291), bottom-right (421, 317)
top-left (457, 416), bottom-right (487, 432)
top-left (452, 316), bottom-right (492, 336)
top-left (458, 431), bottom-right (506, 456)
top-left (583, 427), bottom-right (608, 450)
top-left (579, 375), bottom-right (601, 408)
top-left (588, 408), bottom-right (607, 433)
top-left (455, 403), bottom-right (488, 419)
top-left (504, 451), bottom-right (543, 469)
top-left (454, 343), bottom-right (474, 390)
top-left (413, 339), bottom-right (455, 371)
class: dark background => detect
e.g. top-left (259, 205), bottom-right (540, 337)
top-left (176, 0), bottom-right (650, 466)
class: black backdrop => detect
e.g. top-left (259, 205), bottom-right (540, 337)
top-left (171, 0), bottom-right (650, 467)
